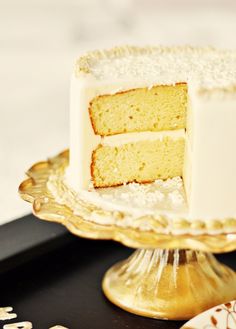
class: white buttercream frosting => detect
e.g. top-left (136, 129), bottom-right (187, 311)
top-left (101, 129), bottom-right (185, 147)
top-left (185, 89), bottom-right (236, 219)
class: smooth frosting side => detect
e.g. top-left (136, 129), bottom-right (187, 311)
top-left (184, 89), bottom-right (236, 219)
top-left (67, 74), bottom-right (100, 190)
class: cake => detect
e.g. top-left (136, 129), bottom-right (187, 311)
top-left (67, 46), bottom-right (236, 220)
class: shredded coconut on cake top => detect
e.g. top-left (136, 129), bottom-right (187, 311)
top-left (77, 46), bottom-right (236, 90)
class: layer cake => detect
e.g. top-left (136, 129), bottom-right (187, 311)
top-left (67, 46), bottom-right (236, 220)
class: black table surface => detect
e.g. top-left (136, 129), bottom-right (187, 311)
top-left (0, 214), bottom-right (235, 329)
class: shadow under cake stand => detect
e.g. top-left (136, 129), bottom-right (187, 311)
top-left (19, 150), bottom-right (236, 321)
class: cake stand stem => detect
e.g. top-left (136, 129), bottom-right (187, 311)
top-left (102, 248), bottom-right (236, 320)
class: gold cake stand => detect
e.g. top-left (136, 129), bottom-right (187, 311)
top-left (19, 150), bottom-right (236, 321)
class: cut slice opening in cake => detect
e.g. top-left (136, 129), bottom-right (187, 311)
top-left (89, 82), bottom-right (188, 188)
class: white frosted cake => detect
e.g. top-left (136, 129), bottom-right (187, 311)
top-left (66, 46), bottom-right (236, 220)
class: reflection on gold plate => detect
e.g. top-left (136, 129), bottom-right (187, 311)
top-left (19, 150), bottom-right (236, 320)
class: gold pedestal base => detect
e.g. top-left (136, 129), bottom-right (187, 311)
top-left (102, 249), bottom-right (236, 320)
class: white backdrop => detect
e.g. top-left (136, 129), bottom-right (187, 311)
top-left (1, 0), bottom-right (236, 224)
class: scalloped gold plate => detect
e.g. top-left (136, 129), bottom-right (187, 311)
top-left (19, 150), bottom-right (236, 253)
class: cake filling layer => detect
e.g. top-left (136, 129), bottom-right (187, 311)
top-left (101, 129), bottom-right (185, 146)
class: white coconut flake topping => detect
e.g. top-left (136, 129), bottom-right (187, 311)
top-left (81, 47), bottom-right (236, 90)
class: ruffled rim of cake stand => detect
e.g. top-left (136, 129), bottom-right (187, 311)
top-left (19, 149), bottom-right (236, 252)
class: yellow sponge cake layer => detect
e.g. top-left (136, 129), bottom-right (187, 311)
top-left (89, 84), bottom-right (187, 136)
top-left (91, 133), bottom-right (185, 187)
